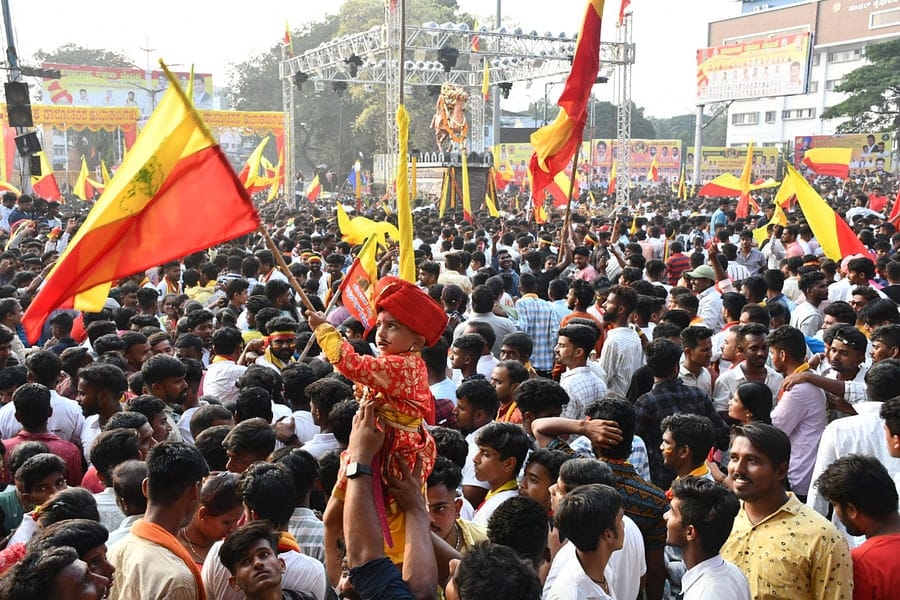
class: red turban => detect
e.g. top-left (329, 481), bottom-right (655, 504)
top-left (374, 276), bottom-right (448, 347)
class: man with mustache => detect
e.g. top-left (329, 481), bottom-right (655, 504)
top-left (720, 423), bottom-right (853, 599)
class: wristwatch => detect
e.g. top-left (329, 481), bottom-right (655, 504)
top-left (346, 461), bottom-right (373, 479)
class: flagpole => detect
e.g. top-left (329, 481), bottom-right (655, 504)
top-left (297, 287), bottom-right (342, 361)
top-left (557, 148), bottom-right (581, 259)
top-left (259, 225), bottom-right (318, 312)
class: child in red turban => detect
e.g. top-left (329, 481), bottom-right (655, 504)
top-left (306, 276), bottom-right (447, 580)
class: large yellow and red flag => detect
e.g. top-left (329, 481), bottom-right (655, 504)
top-left (0, 181), bottom-right (21, 196)
top-left (22, 62), bottom-right (260, 343)
top-left (649, 154), bottom-right (659, 182)
top-left (471, 19), bottom-right (481, 52)
top-left (305, 175), bottom-right (322, 202)
top-left (547, 170), bottom-right (578, 207)
top-left (73, 156), bottom-right (97, 201)
top-left (31, 152), bottom-right (61, 201)
top-left (339, 234), bottom-right (379, 332)
top-left (529, 0), bottom-right (603, 199)
top-left (284, 21), bottom-right (294, 57)
top-left (336, 202), bottom-right (399, 246)
top-left (784, 164), bottom-right (870, 261)
top-left (801, 147), bottom-right (852, 179)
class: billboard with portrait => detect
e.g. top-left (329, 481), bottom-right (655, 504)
top-left (794, 133), bottom-right (893, 177)
top-left (590, 139), bottom-right (683, 182)
top-left (40, 63), bottom-right (214, 120)
top-left (686, 146), bottom-right (780, 180)
top-left (696, 32), bottom-right (813, 103)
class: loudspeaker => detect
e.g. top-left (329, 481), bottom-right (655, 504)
top-left (4, 82), bottom-right (33, 127)
top-left (29, 155), bottom-right (42, 175)
top-left (14, 131), bottom-right (41, 157)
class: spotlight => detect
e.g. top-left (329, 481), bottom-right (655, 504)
top-left (292, 71), bottom-right (309, 90)
top-left (344, 54), bottom-right (364, 78)
top-left (437, 46), bottom-right (459, 72)
top-left (499, 82), bottom-right (512, 99)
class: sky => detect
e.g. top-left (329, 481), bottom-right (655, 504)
top-left (6, 0), bottom-right (740, 118)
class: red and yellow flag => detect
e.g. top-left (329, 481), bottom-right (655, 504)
top-left (31, 151), bottom-right (61, 201)
top-left (784, 164), bottom-right (870, 261)
top-left (736, 141), bottom-right (755, 218)
top-left (22, 62), bottom-right (260, 343)
top-left (888, 188), bottom-right (900, 226)
top-left (677, 164), bottom-right (687, 200)
top-left (608, 160), bottom-right (617, 196)
top-left (471, 19), bottom-right (481, 52)
top-left (801, 147), bottom-right (852, 179)
top-left (0, 181), bottom-right (21, 196)
top-left (339, 234), bottom-right (379, 331)
top-left (305, 175), bottom-right (322, 202)
top-left (528, 0), bottom-right (603, 199)
top-left (482, 58), bottom-right (490, 102)
top-left (547, 170), bottom-right (577, 207)
top-left (649, 154), bottom-right (659, 182)
top-left (284, 21), bottom-right (293, 57)
top-left (238, 137), bottom-right (271, 194)
top-left (73, 156), bottom-right (97, 201)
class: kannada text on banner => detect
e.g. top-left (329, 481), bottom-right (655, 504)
top-left (696, 32), bottom-right (813, 103)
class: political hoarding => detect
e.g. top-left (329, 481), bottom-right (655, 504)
top-left (696, 32), bottom-right (813, 103)
top-left (687, 146), bottom-right (780, 181)
top-left (794, 133), bottom-right (893, 177)
top-left (41, 63), bottom-right (214, 120)
top-left (590, 139), bottom-right (683, 183)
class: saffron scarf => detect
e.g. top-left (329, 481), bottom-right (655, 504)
top-left (132, 519), bottom-right (206, 600)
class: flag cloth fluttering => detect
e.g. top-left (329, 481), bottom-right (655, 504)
top-left (608, 160), bottom-right (617, 196)
top-left (237, 138), bottom-right (270, 194)
top-left (0, 181), bottom-right (21, 196)
top-left (395, 106), bottom-right (415, 283)
top-left (677, 164), bottom-right (687, 200)
top-left (649, 154), bottom-right (659, 182)
top-left (482, 58), bottom-right (490, 102)
top-left (339, 234), bottom-right (380, 332)
top-left (284, 21), bottom-right (294, 57)
top-left (336, 203), bottom-right (399, 246)
top-left (888, 189), bottom-right (900, 226)
top-left (801, 147), bottom-right (852, 179)
top-left (73, 156), bottom-right (97, 201)
top-left (528, 0), bottom-right (604, 200)
top-left (547, 170), bottom-right (577, 207)
top-left (618, 0), bottom-right (631, 25)
top-left (31, 151), bottom-right (62, 201)
top-left (305, 175), bottom-right (322, 202)
top-left (783, 164), bottom-right (870, 261)
top-left (22, 62), bottom-right (260, 343)
top-left (735, 141), bottom-right (756, 218)
top-left (471, 19), bottom-right (481, 52)
top-left (752, 203), bottom-right (788, 246)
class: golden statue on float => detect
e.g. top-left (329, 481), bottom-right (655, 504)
top-left (430, 82), bottom-right (469, 152)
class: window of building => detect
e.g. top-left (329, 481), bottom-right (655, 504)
top-left (871, 8), bottom-right (900, 29)
top-left (825, 78), bottom-right (844, 91)
top-left (765, 111), bottom-right (776, 124)
top-left (827, 48), bottom-right (863, 63)
top-left (731, 112), bottom-right (759, 126)
top-left (812, 52), bottom-right (821, 67)
top-left (782, 108), bottom-right (816, 120)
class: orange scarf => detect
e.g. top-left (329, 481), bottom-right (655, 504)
top-left (132, 519), bottom-right (206, 600)
top-left (278, 531), bottom-right (301, 553)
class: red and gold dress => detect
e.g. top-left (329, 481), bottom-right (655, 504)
top-left (315, 324), bottom-right (436, 562)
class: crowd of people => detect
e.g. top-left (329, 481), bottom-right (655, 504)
top-left (0, 167), bottom-right (897, 600)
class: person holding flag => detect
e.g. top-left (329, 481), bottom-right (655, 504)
top-left (305, 275), bottom-right (447, 584)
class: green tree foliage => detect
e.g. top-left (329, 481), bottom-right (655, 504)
top-left (821, 38), bottom-right (900, 132)
top-left (32, 44), bottom-right (137, 68)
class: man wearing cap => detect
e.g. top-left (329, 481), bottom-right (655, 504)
top-left (685, 265), bottom-right (724, 331)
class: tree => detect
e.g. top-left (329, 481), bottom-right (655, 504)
top-left (821, 38), bottom-right (900, 133)
top-left (32, 44), bottom-right (137, 68)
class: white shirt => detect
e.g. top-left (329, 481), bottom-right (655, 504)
top-left (598, 326), bottom-right (644, 398)
top-left (291, 410), bottom-right (320, 445)
top-left (201, 359), bottom-right (246, 406)
top-left (81, 414), bottom-right (102, 464)
top-left (462, 425), bottom-right (490, 492)
top-left (300, 432), bottom-right (340, 459)
top-left (711, 363), bottom-right (783, 413)
top-left (0, 389), bottom-right (84, 444)
top-left (696, 286), bottom-right (724, 331)
top-left (681, 555), bottom-right (751, 600)
top-left (471, 488), bottom-right (518, 527)
top-left (94, 487), bottom-right (126, 532)
top-left (790, 301), bottom-right (823, 337)
top-left (545, 542), bottom-right (614, 600)
top-left (560, 366), bottom-right (608, 421)
top-left (203, 539), bottom-right (328, 600)
top-left (806, 402), bottom-right (900, 546)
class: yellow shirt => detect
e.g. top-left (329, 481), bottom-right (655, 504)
top-left (721, 493), bottom-right (853, 600)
